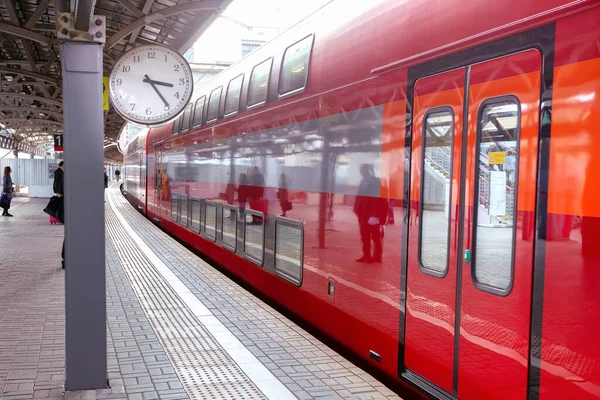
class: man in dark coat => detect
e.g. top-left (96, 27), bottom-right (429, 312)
top-left (354, 164), bottom-right (387, 263)
top-left (54, 162), bottom-right (65, 269)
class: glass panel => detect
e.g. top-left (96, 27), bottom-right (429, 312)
top-left (279, 35), bottom-right (312, 95)
top-left (191, 199), bottom-right (201, 232)
top-left (275, 221), bottom-right (303, 285)
top-left (179, 195), bottom-right (188, 227)
top-left (474, 100), bottom-right (519, 291)
top-left (171, 193), bottom-right (178, 221)
top-left (244, 212), bottom-right (264, 264)
top-left (248, 58), bottom-right (272, 106)
top-left (193, 97), bottom-right (205, 127)
top-left (205, 202), bottom-right (217, 240)
top-left (172, 114), bottom-right (181, 135)
top-left (420, 110), bottom-right (453, 274)
top-left (207, 87), bottom-right (222, 122)
top-left (221, 207), bottom-right (237, 250)
top-left (181, 103), bottom-right (192, 132)
top-left (225, 74), bottom-right (244, 115)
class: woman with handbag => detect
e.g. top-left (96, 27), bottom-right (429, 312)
top-left (2, 166), bottom-right (14, 217)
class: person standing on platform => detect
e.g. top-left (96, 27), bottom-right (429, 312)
top-left (54, 162), bottom-right (65, 269)
top-left (115, 168), bottom-right (121, 182)
top-left (2, 166), bottom-right (14, 217)
top-left (104, 167), bottom-right (109, 188)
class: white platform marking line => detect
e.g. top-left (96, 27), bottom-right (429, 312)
top-left (108, 193), bottom-right (297, 400)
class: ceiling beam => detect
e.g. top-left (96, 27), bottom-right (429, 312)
top-left (0, 92), bottom-right (62, 106)
top-left (0, 23), bottom-right (52, 45)
top-left (2, 118), bottom-right (63, 126)
top-left (25, 0), bottom-right (53, 30)
top-left (178, 0), bottom-right (233, 52)
top-left (73, 0), bottom-right (96, 31)
top-left (0, 106), bottom-right (62, 118)
top-left (41, 54), bottom-right (57, 75)
top-left (115, 0), bottom-right (145, 18)
top-left (22, 40), bottom-right (38, 72)
top-left (3, 0), bottom-right (21, 27)
top-left (106, 1), bottom-right (221, 49)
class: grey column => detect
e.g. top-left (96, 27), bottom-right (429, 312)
top-left (61, 40), bottom-right (107, 390)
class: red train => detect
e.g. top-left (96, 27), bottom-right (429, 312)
top-left (123, 0), bottom-right (600, 398)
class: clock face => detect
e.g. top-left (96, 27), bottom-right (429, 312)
top-left (109, 45), bottom-right (193, 126)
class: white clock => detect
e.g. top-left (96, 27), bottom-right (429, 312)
top-left (109, 44), bottom-right (193, 126)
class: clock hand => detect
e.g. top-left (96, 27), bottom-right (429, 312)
top-left (142, 77), bottom-right (174, 88)
top-left (143, 74), bottom-right (169, 109)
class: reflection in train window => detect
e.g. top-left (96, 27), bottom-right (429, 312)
top-left (419, 108), bottom-right (454, 276)
top-left (473, 98), bottom-right (520, 293)
top-left (181, 103), bottom-right (193, 133)
top-left (274, 219), bottom-right (303, 286)
top-left (248, 58), bottom-right (272, 107)
top-left (171, 193), bottom-right (179, 222)
top-left (244, 211), bottom-right (264, 266)
top-left (225, 74), bottom-right (244, 116)
top-left (204, 202), bottom-right (217, 241)
top-left (279, 35), bottom-right (313, 97)
top-left (179, 194), bottom-right (188, 228)
top-left (193, 96), bottom-right (205, 127)
top-left (190, 198), bottom-right (201, 233)
top-left (221, 206), bottom-right (237, 251)
top-left (207, 86), bottom-right (222, 123)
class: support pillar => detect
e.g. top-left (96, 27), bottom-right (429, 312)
top-left (59, 18), bottom-right (107, 390)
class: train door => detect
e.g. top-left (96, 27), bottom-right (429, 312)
top-left (404, 49), bottom-right (541, 399)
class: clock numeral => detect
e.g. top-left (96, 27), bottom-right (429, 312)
top-left (146, 107), bottom-right (152, 115)
top-left (122, 65), bottom-right (131, 72)
top-left (133, 55), bottom-right (140, 63)
top-left (174, 91), bottom-right (180, 99)
top-left (148, 52), bottom-right (156, 59)
top-left (179, 78), bottom-right (184, 85)
top-left (130, 103), bottom-right (136, 111)
top-left (164, 55), bottom-right (168, 62)
top-left (116, 78), bottom-right (122, 86)
top-left (174, 64), bottom-right (180, 72)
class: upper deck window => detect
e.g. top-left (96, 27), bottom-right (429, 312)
top-left (193, 96), bottom-right (205, 127)
top-left (181, 103), bottom-right (193, 133)
top-left (225, 74), bottom-right (244, 116)
top-left (207, 86), bottom-right (222, 123)
top-left (248, 58), bottom-right (272, 107)
top-left (278, 35), bottom-right (314, 97)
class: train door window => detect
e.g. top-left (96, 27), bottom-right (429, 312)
top-left (419, 108), bottom-right (454, 276)
top-left (190, 198), bottom-right (201, 233)
top-left (193, 96), bottom-right (206, 128)
top-left (221, 206), bottom-right (237, 251)
top-left (171, 193), bottom-right (179, 222)
top-left (244, 211), bottom-right (264, 266)
top-left (278, 35), bottom-right (314, 98)
top-left (274, 218), bottom-right (303, 286)
top-left (204, 201), bottom-right (217, 241)
top-left (224, 74), bottom-right (244, 117)
top-left (207, 86), bottom-right (222, 123)
top-left (473, 97), bottom-right (520, 293)
top-left (180, 103), bottom-right (193, 133)
top-left (179, 194), bottom-right (189, 228)
top-left (248, 58), bottom-right (272, 108)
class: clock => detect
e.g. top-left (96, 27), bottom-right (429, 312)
top-left (108, 44), bottom-right (193, 126)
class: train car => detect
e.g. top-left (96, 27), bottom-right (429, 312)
top-left (123, 0), bottom-right (600, 398)
top-left (123, 128), bottom-right (148, 214)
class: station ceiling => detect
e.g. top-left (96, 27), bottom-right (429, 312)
top-left (0, 0), bottom-right (232, 161)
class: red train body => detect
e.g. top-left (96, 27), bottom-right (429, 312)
top-left (123, 1), bottom-right (600, 398)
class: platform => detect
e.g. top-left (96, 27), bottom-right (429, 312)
top-left (0, 186), bottom-right (401, 400)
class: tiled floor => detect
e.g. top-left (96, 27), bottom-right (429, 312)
top-left (0, 189), bottom-right (401, 400)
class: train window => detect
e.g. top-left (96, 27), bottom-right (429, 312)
top-left (419, 108), bottom-right (454, 276)
top-left (172, 114), bottom-right (181, 135)
top-left (204, 201), bottom-right (217, 241)
top-left (193, 96), bottom-right (206, 128)
top-left (274, 218), bottom-right (303, 286)
top-left (221, 206), bottom-right (237, 252)
top-left (473, 97), bottom-right (520, 294)
top-left (179, 194), bottom-right (189, 228)
top-left (248, 58), bottom-right (272, 107)
top-left (207, 86), bottom-right (222, 123)
top-left (224, 74), bottom-right (244, 116)
top-left (171, 193), bottom-right (179, 222)
top-left (180, 103), bottom-right (193, 133)
top-left (190, 198), bottom-right (201, 233)
top-left (279, 35), bottom-right (314, 97)
top-left (244, 211), bottom-right (264, 266)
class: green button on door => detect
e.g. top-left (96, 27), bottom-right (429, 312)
top-left (464, 249), bottom-right (471, 263)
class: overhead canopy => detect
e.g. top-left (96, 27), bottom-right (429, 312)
top-left (0, 0), bottom-right (232, 161)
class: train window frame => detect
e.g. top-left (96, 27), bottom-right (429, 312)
top-left (178, 193), bottom-right (189, 228)
top-left (203, 200), bottom-right (217, 242)
top-left (206, 86), bottom-right (222, 124)
top-left (192, 96), bottom-right (206, 128)
top-left (180, 103), bottom-right (193, 133)
top-left (224, 73), bottom-right (244, 118)
top-left (247, 57), bottom-right (273, 109)
top-left (471, 95), bottom-right (521, 297)
top-left (243, 210), bottom-right (265, 267)
top-left (190, 197), bottom-right (201, 233)
top-left (220, 205), bottom-right (237, 252)
top-left (278, 34), bottom-right (314, 99)
top-left (172, 114), bottom-right (182, 135)
top-left (274, 217), bottom-right (304, 287)
top-left (418, 106), bottom-right (455, 278)
top-left (170, 192), bottom-right (179, 222)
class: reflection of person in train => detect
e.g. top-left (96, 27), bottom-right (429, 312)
top-left (354, 164), bottom-right (387, 264)
top-left (161, 169), bottom-right (169, 201)
top-left (238, 173), bottom-right (249, 219)
top-left (251, 166), bottom-right (265, 199)
top-left (277, 172), bottom-right (292, 217)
